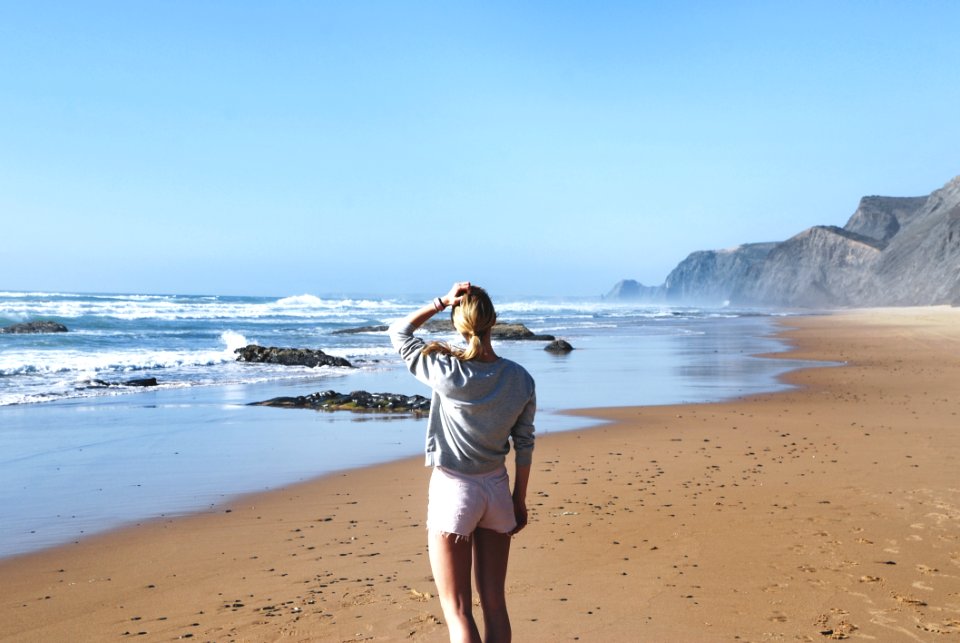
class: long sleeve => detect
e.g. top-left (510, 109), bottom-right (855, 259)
top-left (511, 391), bottom-right (536, 466)
top-left (389, 317), bottom-right (536, 474)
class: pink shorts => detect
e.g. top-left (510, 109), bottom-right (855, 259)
top-left (427, 465), bottom-right (516, 537)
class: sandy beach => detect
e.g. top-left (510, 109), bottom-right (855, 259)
top-left (1, 308), bottom-right (959, 642)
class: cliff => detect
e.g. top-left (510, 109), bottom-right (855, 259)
top-left (662, 242), bottom-right (777, 305)
top-left (732, 227), bottom-right (885, 307)
top-left (608, 175), bottom-right (960, 307)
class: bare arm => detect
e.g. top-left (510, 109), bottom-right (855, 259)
top-left (401, 281), bottom-right (472, 330)
top-left (511, 463), bottom-right (531, 535)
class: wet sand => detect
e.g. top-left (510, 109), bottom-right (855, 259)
top-left (1, 308), bottom-right (959, 642)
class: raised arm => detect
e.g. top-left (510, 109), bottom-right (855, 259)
top-left (400, 281), bottom-right (472, 330)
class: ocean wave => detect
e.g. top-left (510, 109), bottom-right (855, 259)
top-left (0, 291), bottom-right (87, 299)
top-left (2, 290), bottom-right (778, 408)
top-left (274, 294), bottom-right (405, 311)
top-left (326, 345), bottom-right (396, 358)
top-left (0, 331), bottom-right (249, 379)
top-left (0, 294), bottom-right (409, 322)
top-left (275, 294), bottom-right (329, 307)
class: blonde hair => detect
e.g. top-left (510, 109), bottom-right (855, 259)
top-left (422, 286), bottom-right (497, 361)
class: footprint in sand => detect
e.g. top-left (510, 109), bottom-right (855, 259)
top-left (911, 580), bottom-right (934, 591)
top-left (408, 588), bottom-right (434, 602)
top-left (399, 612), bottom-right (442, 636)
top-left (917, 619), bottom-right (960, 635)
top-left (925, 512), bottom-right (952, 526)
top-left (892, 593), bottom-right (927, 606)
top-left (815, 610), bottom-right (858, 640)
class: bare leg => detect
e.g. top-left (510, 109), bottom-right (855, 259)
top-left (473, 527), bottom-right (512, 643)
top-left (429, 531), bottom-right (481, 643)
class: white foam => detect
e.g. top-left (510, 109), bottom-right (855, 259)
top-left (0, 345), bottom-right (239, 379)
top-left (220, 330), bottom-right (250, 354)
top-left (326, 345), bottom-right (395, 358)
top-left (0, 293), bottom-right (411, 322)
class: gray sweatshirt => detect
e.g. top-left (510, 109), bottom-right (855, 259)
top-left (389, 320), bottom-right (536, 474)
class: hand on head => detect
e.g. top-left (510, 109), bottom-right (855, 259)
top-left (443, 281), bottom-right (471, 307)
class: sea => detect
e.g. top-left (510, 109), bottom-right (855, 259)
top-left (0, 290), bottom-right (813, 558)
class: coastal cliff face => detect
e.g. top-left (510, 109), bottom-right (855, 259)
top-left (662, 242), bottom-right (777, 303)
top-left (732, 227), bottom-right (884, 307)
top-left (610, 175), bottom-right (960, 307)
top-left (869, 177), bottom-right (960, 305)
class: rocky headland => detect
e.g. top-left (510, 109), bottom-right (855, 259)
top-left (608, 174), bottom-right (960, 307)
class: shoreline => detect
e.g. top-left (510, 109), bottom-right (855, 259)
top-left (2, 308), bottom-right (959, 641)
top-left (0, 312), bottom-right (800, 559)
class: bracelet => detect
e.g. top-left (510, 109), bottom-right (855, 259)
top-left (433, 297), bottom-right (445, 312)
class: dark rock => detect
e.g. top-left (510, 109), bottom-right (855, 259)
top-left (235, 345), bottom-right (352, 368)
top-left (84, 377), bottom-right (158, 388)
top-left (333, 324), bottom-right (387, 335)
top-left (424, 319), bottom-right (555, 340)
top-left (250, 389), bottom-right (431, 414)
top-left (490, 323), bottom-right (555, 341)
top-left (544, 339), bottom-right (574, 353)
top-left (1, 320), bottom-right (69, 334)
top-left (125, 377), bottom-right (158, 387)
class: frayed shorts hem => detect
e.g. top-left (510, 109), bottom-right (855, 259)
top-left (429, 529), bottom-right (473, 543)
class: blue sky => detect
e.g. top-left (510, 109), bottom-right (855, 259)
top-left (2, 1), bottom-right (958, 298)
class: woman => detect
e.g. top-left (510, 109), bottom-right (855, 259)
top-left (388, 281), bottom-right (536, 643)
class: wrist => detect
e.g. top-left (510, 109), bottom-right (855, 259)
top-left (433, 297), bottom-right (447, 313)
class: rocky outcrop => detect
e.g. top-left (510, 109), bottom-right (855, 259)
top-left (84, 377), bottom-right (159, 388)
top-left (332, 324), bottom-right (388, 335)
top-left (843, 196), bottom-right (927, 244)
top-left (544, 339), bottom-right (574, 353)
top-left (235, 345), bottom-right (352, 368)
top-left (250, 390), bottom-right (430, 414)
top-left (609, 174), bottom-right (960, 308)
top-left (604, 280), bottom-right (663, 300)
top-left (488, 323), bottom-right (555, 341)
top-left (335, 321), bottom-right (555, 341)
top-left (1, 320), bottom-right (69, 334)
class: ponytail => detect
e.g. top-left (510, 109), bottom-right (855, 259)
top-left (421, 286), bottom-right (496, 362)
